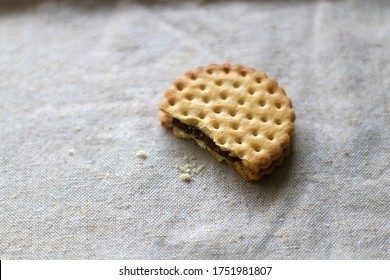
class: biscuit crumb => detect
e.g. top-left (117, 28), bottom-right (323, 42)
top-left (178, 166), bottom-right (191, 174)
top-left (136, 150), bottom-right (147, 159)
top-left (193, 164), bottom-right (205, 174)
top-left (176, 156), bottom-right (206, 182)
top-left (180, 173), bottom-right (192, 182)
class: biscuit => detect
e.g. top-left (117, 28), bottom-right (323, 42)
top-left (159, 64), bottom-right (295, 180)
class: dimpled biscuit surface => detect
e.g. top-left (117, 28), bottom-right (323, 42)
top-left (159, 64), bottom-right (295, 180)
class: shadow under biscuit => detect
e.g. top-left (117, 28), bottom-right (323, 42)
top-left (255, 148), bottom-right (294, 187)
top-left (238, 142), bottom-right (298, 205)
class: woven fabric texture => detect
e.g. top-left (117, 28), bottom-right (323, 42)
top-left (1, 0), bottom-right (389, 259)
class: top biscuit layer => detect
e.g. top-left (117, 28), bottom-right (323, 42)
top-left (159, 64), bottom-right (295, 172)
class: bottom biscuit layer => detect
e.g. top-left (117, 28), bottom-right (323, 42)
top-left (171, 118), bottom-right (289, 180)
top-left (172, 118), bottom-right (240, 162)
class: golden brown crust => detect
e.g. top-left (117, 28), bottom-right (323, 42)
top-left (159, 64), bottom-right (295, 180)
top-left (159, 111), bottom-right (173, 128)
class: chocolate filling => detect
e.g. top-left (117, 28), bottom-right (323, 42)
top-left (172, 118), bottom-right (240, 162)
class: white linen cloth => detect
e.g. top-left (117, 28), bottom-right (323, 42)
top-left (1, 0), bottom-right (389, 259)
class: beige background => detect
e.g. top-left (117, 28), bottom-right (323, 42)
top-left (1, 0), bottom-right (389, 259)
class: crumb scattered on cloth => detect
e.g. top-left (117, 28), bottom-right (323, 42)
top-left (136, 150), bottom-right (148, 159)
top-left (176, 156), bottom-right (206, 182)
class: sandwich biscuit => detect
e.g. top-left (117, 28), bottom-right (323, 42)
top-left (159, 64), bottom-right (295, 180)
